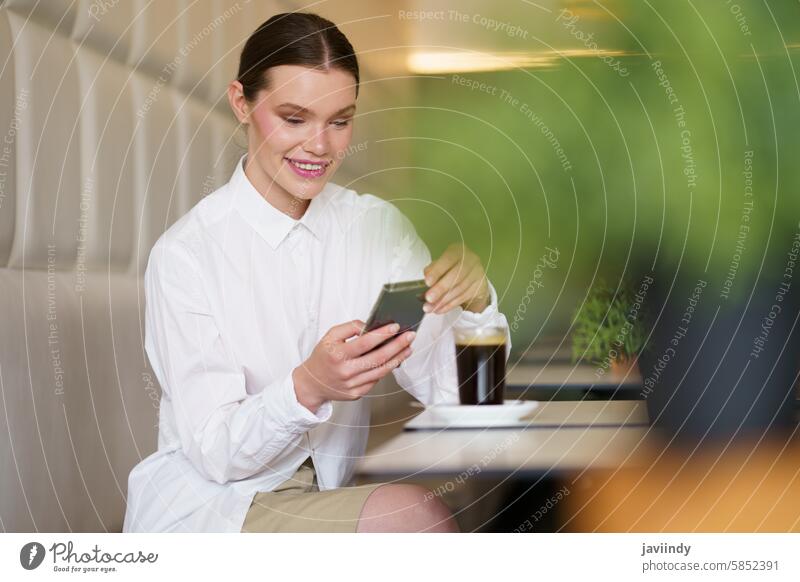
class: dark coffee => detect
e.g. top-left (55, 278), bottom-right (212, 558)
top-left (455, 334), bottom-right (506, 405)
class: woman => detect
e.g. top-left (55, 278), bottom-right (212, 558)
top-left (123, 12), bottom-right (510, 533)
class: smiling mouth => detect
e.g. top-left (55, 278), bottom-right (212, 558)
top-left (284, 157), bottom-right (331, 178)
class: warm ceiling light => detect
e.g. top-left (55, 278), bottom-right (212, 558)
top-left (406, 49), bottom-right (636, 74)
top-left (407, 51), bottom-right (558, 73)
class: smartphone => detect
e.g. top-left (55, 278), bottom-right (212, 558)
top-left (360, 279), bottom-right (428, 347)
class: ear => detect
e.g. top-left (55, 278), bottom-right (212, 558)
top-left (227, 80), bottom-right (250, 125)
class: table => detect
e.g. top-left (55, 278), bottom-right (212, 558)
top-left (505, 361), bottom-right (643, 401)
top-left (357, 400), bottom-right (651, 479)
top-left (506, 362), bottom-right (641, 389)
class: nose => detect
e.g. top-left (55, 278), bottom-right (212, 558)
top-left (303, 124), bottom-right (330, 158)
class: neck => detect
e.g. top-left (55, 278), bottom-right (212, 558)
top-left (244, 156), bottom-right (311, 220)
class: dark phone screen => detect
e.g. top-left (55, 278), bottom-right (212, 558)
top-left (360, 279), bottom-right (428, 352)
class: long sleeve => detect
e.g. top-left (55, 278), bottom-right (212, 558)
top-left (380, 205), bottom-right (512, 405)
top-left (144, 236), bottom-right (332, 485)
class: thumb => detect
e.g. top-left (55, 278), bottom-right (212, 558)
top-left (327, 320), bottom-right (366, 342)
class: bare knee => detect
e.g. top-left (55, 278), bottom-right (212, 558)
top-left (357, 484), bottom-right (459, 533)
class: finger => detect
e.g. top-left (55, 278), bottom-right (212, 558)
top-left (423, 243), bottom-right (463, 286)
top-left (349, 330), bottom-right (416, 373)
top-left (347, 346), bottom-right (413, 388)
top-left (343, 322), bottom-right (400, 358)
top-left (424, 256), bottom-right (476, 311)
top-left (440, 277), bottom-right (484, 313)
top-left (351, 347), bottom-right (413, 389)
top-left (437, 277), bottom-right (487, 314)
top-left (327, 320), bottom-right (367, 343)
top-left (432, 262), bottom-right (482, 313)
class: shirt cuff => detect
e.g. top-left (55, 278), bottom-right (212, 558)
top-left (456, 280), bottom-right (500, 327)
top-left (264, 372), bottom-right (333, 432)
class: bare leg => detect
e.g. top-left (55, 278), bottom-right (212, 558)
top-left (356, 484), bottom-right (459, 533)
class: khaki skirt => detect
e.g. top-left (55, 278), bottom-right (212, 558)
top-left (241, 458), bottom-right (385, 533)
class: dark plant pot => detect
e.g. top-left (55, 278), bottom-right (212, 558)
top-left (610, 357), bottom-right (638, 379)
top-left (638, 269), bottom-right (799, 445)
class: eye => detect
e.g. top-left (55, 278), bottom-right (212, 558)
top-left (284, 117), bottom-right (304, 125)
top-left (331, 118), bottom-right (352, 128)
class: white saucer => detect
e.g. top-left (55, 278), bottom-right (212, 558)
top-left (406, 400), bottom-right (539, 430)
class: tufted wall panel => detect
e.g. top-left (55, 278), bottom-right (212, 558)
top-left (0, 0), bottom-right (273, 532)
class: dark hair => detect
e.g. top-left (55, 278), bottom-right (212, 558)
top-left (237, 12), bottom-right (360, 102)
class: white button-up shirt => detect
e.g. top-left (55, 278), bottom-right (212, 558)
top-left (123, 155), bottom-right (510, 532)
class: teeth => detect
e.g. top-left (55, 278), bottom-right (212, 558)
top-left (290, 160), bottom-right (324, 171)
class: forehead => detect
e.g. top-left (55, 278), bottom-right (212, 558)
top-left (262, 65), bottom-right (357, 110)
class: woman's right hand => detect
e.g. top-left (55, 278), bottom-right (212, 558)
top-left (292, 320), bottom-right (417, 413)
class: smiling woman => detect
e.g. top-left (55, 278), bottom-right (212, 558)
top-left (122, 12), bottom-right (510, 534)
top-left (228, 13), bottom-right (360, 217)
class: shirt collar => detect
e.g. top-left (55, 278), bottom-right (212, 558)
top-left (230, 155), bottom-right (330, 250)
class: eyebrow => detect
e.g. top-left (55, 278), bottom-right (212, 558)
top-left (276, 103), bottom-right (357, 117)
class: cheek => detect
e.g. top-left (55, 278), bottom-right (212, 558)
top-left (251, 113), bottom-right (295, 154)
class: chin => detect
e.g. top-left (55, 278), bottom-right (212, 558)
top-left (284, 178), bottom-right (326, 200)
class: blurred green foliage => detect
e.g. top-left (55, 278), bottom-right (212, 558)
top-left (570, 278), bottom-right (648, 365)
top-left (395, 0), bottom-right (800, 353)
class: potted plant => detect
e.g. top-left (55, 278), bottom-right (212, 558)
top-left (570, 279), bottom-right (648, 378)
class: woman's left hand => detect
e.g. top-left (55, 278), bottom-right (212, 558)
top-left (423, 243), bottom-right (491, 314)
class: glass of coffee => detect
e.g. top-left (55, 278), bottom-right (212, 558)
top-left (454, 325), bottom-right (507, 405)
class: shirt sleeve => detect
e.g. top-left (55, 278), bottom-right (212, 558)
top-left (380, 205), bottom-right (512, 406)
top-left (144, 237), bottom-right (332, 485)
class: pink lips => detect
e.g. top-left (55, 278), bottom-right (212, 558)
top-left (285, 157), bottom-right (329, 179)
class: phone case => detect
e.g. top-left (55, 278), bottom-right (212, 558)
top-left (361, 279), bottom-right (428, 335)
